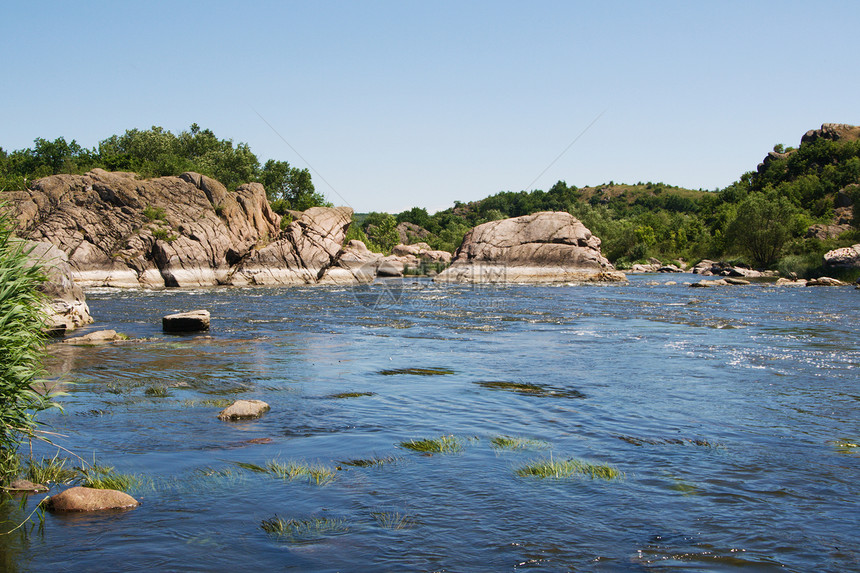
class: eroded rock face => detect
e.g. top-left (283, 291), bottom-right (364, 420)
top-left (44, 486), bottom-right (139, 512)
top-left (436, 212), bottom-right (624, 283)
top-left (23, 240), bottom-right (93, 333)
top-left (5, 170), bottom-right (355, 287)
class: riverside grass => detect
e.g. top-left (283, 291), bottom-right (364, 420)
top-left (0, 209), bottom-right (58, 485)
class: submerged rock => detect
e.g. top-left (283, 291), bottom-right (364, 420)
top-left (63, 329), bottom-right (127, 344)
top-left (163, 310), bottom-right (210, 333)
top-left (435, 212), bottom-right (623, 284)
top-left (44, 486), bottom-right (139, 512)
top-left (217, 399), bottom-right (270, 420)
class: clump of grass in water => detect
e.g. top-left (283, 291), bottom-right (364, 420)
top-left (326, 391), bottom-right (375, 399)
top-left (378, 367), bottom-right (455, 376)
top-left (181, 398), bottom-right (234, 408)
top-left (516, 457), bottom-right (622, 480)
top-left (491, 436), bottom-right (551, 451)
top-left (144, 385), bottom-right (169, 397)
top-left (261, 515), bottom-right (349, 541)
top-left (830, 439), bottom-right (859, 454)
top-left (339, 455), bottom-right (398, 468)
top-left (475, 380), bottom-right (585, 399)
top-left (233, 459), bottom-right (337, 486)
top-left (78, 464), bottom-right (141, 491)
top-left (371, 511), bottom-right (416, 530)
top-left (399, 435), bottom-right (463, 454)
top-left (23, 455), bottom-right (78, 485)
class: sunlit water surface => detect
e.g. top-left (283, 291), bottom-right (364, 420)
top-left (2, 275), bottom-right (859, 572)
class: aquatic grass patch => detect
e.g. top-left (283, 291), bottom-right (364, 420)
top-left (144, 384), bottom-right (170, 397)
top-left (339, 455), bottom-right (398, 468)
top-left (475, 380), bottom-right (586, 399)
top-left (515, 457), bottom-right (622, 480)
top-left (181, 398), bottom-right (234, 408)
top-left (830, 439), bottom-right (858, 454)
top-left (233, 459), bottom-right (338, 486)
top-left (399, 435), bottom-right (464, 454)
top-left (326, 391), bottom-right (375, 399)
top-left (261, 515), bottom-right (349, 541)
top-left (22, 455), bottom-right (78, 486)
top-left (371, 511), bottom-right (416, 530)
top-left (490, 436), bottom-right (551, 451)
top-left (77, 464), bottom-right (141, 492)
top-left (616, 435), bottom-right (722, 448)
top-left (378, 367), bottom-right (455, 376)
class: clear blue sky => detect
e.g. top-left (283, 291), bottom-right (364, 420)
top-left (2, 1), bottom-right (858, 213)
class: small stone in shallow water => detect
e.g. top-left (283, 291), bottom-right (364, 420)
top-left (163, 310), bottom-right (210, 333)
top-left (7, 479), bottom-right (48, 493)
top-left (217, 399), bottom-right (270, 421)
top-left (43, 486), bottom-right (139, 512)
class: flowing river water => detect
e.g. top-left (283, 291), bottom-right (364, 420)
top-left (2, 275), bottom-right (858, 571)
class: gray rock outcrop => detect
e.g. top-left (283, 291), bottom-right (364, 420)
top-left (5, 170), bottom-right (354, 287)
top-left (435, 211), bottom-right (624, 283)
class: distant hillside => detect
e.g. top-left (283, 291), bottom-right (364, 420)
top-left (382, 124), bottom-right (859, 277)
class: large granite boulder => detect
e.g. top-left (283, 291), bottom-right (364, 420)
top-left (4, 170), bottom-right (357, 287)
top-left (824, 244), bottom-right (860, 269)
top-left (435, 211), bottom-right (624, 283)
top-left (43, 486), bottom-right (139, 512)
top-left (23, 240), bottom-right (93, 334)
top-left (320, 240), bottom-right (382, 284)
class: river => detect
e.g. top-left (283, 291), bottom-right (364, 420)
top-left (2, 275), bottom-right (858, 571)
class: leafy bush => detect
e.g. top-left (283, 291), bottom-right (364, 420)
top-left (0, 210), bottom-right (57, 484)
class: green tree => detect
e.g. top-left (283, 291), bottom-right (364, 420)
top-left (727, 189), bottom-right (799, 267)
top-left (363, 212), bottom-right (399, 253)
top-left (261, 160), bottom-right (327, 213)
top-left (0, 210), bottom-right (58, 484)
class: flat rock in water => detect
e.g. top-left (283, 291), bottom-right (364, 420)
top-left (218, 399), bottom-right (270, 420)
top-left (44, 486), bottom-right (139, 512)
top-left (7, 479), bottom-right (48, 493)
top-left (63, 329), bottom-right (125, 344)
top-left (163, 310), bottom-right (210, 332)
top-left (723, 277), bottom-right (751, 285)
top-left (807, 277), bottom-right (845, 286)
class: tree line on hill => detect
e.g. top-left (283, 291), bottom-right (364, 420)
top-left (3, 124), bottom-right (859, 277)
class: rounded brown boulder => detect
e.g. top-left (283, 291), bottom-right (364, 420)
top-left (217, 399), bottom-right (270, 421)
top-left (43, 487), bottom-right (139, 512)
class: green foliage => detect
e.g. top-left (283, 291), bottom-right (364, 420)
top-left (261, 160), bottom-right (329, 212)
top-left (0, 211), bottom-right (57, 485)
top-left (142, 205), bottom-right (166, 221)
top-left (726, 189), bottom-right (800, 267)
top-left (0, 124), bottom-right (329, 213)
top-left (260, 516), bottom-right (349, 540)
top-left (362, 212), bottom-right (399, 254)
top-left (77, 464), bottom-right (141, 492)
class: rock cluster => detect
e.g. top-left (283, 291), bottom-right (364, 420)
top-left (435, 212), bottom-right (624, 283)
top-left (5, 170), bottom-right (353, 287)
top-left (690, 260), bottom-right (776, 278)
